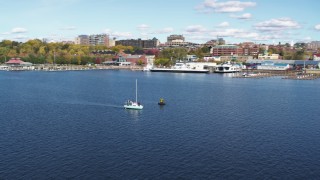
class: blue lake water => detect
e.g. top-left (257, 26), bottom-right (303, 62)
top-left (1, 70), bottom-right (320, 179)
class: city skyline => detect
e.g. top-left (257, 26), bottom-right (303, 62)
top-left (1, 0), bottom-right (320, 44)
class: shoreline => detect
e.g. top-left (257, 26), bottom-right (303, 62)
top-left (1, 65), bottom-right (320, 80)
top-left (0, 64), bottom-right (144, 72)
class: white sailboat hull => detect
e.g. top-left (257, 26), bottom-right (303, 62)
top-left (124, 104), bottom-right (143, 110)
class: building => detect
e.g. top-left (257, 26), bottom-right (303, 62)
top-left (116, 38), bottom-right (159, 48)
top-left (109, 38), bottom-right (116, 47)
top-left (307, 41), bottom-right (320, 51)
top-left (167, 34), bottom-right (185, 43)
top-left (5, 58), bottom-right (34, 70)
top-left (258, 53), bottom-right (280, 60)
top-left (124, 55), bottom-right (147, 65)
top-left (186, 55), bottom-right (198, 62)
top-left (203, 56), bottom-right (220, 61)
top-left (89, 34), bottom-right (109, 46)
top-left (212, 45), bottom-right (243, 56)
top-left (314, 53), bottom-right (320, 61)
top-left (246, 59), bottom-right (320, 70)
top-left (205, 38), bottom-right (225, 46)
top-left (240, 42), bottom-right (259, 57)
top-left (75, 34), bottom-right (110, 46)
top-left (75, 35), bottom-right (89, 45)
top-left (220, 55), bottom-right (253, 62)
top-left (256, 61), bottom-right (291, 70)
top-left (166, 34), bottom-right (188, 46)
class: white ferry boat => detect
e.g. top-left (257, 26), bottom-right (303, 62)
top-left (214, 62), bottom-right (242, 73)
top-left (150, 63), bottom-right (209, 73)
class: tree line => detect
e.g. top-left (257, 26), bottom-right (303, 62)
top-left (0, 39), bottom-right (152, 65)
top-left (0, 39), bottom-right (211, 66)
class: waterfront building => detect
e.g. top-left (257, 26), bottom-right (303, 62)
top-left (220, 55), bottom-right (253, 62)
top-left (124, 55), bottom-right (147, 65)
top-left (246, 59), bottom-right (320, 70)
top-left (145, 55), bottom-right (155, 66)
top-left (258, 53), bottom-right (280, 60)
top-left (257, 61), bottom-right (291, 70)
top-left (116, 38), bottom-right (159, 49)
top-left (203, 56), bottom-right (220, 61)
top-left (186, 55), bottom-right (198, 62)
top-left (5, 58), bottom-right (34, 70)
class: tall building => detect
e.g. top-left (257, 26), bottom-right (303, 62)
top-left (166, 34), bottom-right (187, 46)
top-left (75, 35), bottom-right (89, 45)
top-left (217, 38), bottom-right (225, 45)
top-left (167, 34), bottom-right (185, 42)
top-left (75, 34), bottom-right (113, 47)
top-left (116, 38), bottom-right (159, 48)
top-left (307, 41), bottom-right (320, 50)
top-left (89, 34), bottom-right (109, 46)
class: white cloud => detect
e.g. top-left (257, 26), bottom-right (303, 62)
top-left (60, 26), bottom-right (76, 30)
top-left (103, 29), bottom-right (133, 39)
top-left (13, 34), bottom-right (28, 40)
top-left (209, 28), bottom-right (248, 37)
top-left (255, 18), bottom-right (300, 32)
top-left (11, 27), bottom-right (28, 33)
top-left (217, 22), bottom-right (230, 27)
top-left (104, 29), bottom-right (112, 34)
top-left (185, 25), bottom-right (207, 33)
top-left (155, 27), bottom-right (174, 34)
top-left (315, 24), bottom-right (320, 30)
top-left (111, 31), bottom-right (133, 39)
top-left (196, 0), bottom-right (256, 13)
top-left (1, 32), bottom-right (10, 35)
top-left (137, 24), bottom-right (150, 31)
top-left (230, 13), bottom-right (252, 19)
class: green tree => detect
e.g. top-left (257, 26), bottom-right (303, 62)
top-left (0, 47), bottom-right (9, 63)
top-left (154, 58), bottom-right (172, 67)
top-left (136, 59), bottom-right (144, 66)
top-left (293, 50), bottom-right (305, 60)
top-left (159, 48), bottom-right (187, 62)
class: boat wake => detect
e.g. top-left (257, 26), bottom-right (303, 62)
top-left (63, 101), bottom-right (123, 108)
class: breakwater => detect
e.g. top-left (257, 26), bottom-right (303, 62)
top-left (232, 70), bottom-right (320, 80)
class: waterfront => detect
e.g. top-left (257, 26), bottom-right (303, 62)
top-left (1, 70), bottom-right (320, 179)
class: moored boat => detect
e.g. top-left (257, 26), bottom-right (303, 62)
top-left (214, 61), bottom-right (242, 73)
top-left (150, 63), bottom-right (209, 73)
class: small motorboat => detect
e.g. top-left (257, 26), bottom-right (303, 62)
top-left (158, 98), bottom-right (165, 105)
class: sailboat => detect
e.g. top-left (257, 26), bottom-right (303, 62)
top-left (124, 79), bottom-right (143, 110)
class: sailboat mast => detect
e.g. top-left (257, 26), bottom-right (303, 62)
top-left (136, 79), bottom-right (138, 102)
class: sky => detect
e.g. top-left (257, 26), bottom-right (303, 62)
top-left (0, 0), bottom-right (320, 44)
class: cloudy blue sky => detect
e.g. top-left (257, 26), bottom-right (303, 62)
top-left (0, 0), bottom-right (319, 44)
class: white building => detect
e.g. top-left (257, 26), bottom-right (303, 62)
top-left (257, 61), bottom-right (291, 70)
top-left (258, 53), bottom-right (280, 60)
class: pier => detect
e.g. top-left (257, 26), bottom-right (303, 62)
top-left (232, 70), bottom-right (320, 80)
